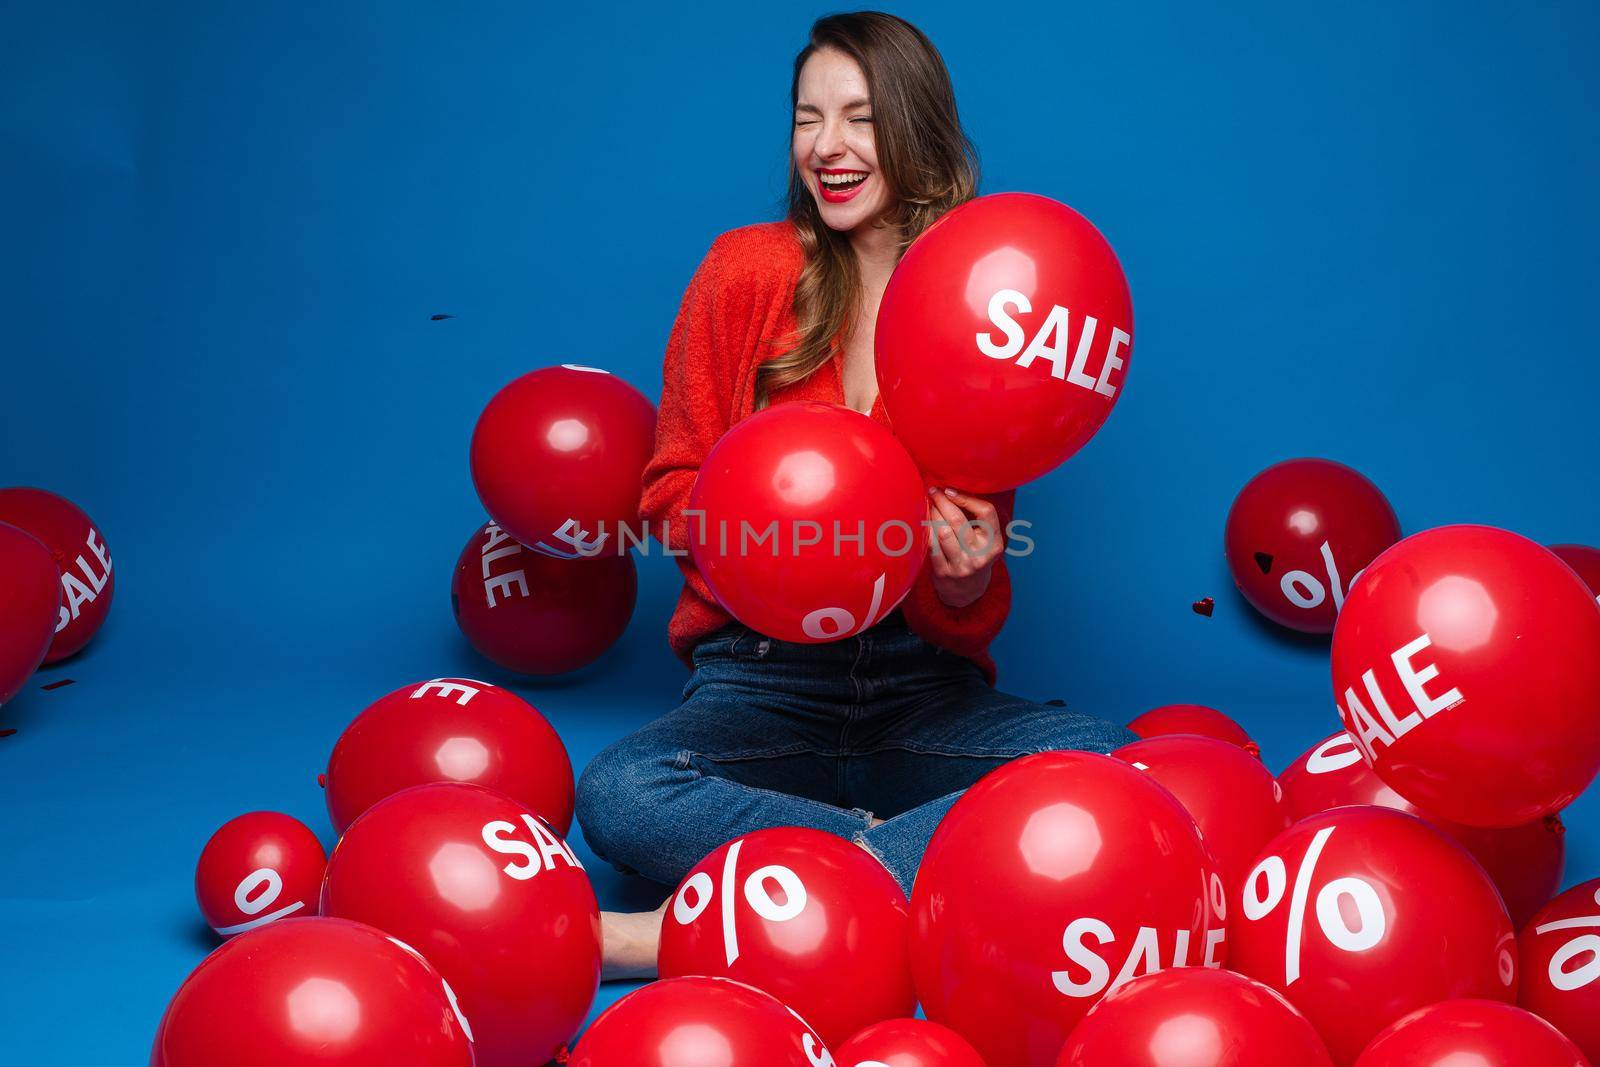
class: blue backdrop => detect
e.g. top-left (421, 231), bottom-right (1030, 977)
top-left (4, 2), bottom-right (1599, 1062)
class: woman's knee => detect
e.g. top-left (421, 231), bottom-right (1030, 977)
top-left (574, 735), bottom-right (671, 865)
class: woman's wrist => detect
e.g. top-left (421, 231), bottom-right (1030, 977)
top-left (932, 567), bottom-right (991, 609)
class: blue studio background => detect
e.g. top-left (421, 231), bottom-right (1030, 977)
top-left (4, 1), bottom-right (1599, 1061)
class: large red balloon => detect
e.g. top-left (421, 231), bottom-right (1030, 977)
top-left (0, 521), bottom-right (60, 706)
top-left (0, 487), bottom-right (114, 662)
top-left (1353, 999), bottom-right (1586, 1066)
top-left (1223, 459), bottom-right (1400, 634)
top-left (910, 751), bottom-right (1225, 1067)
top-left (324, 677), bottom-right (574, 835)
top-left (1229, 806), bottom-right (1516, 1065)
top-left (1551, 543), bottom-right (1600, 600)
top-left (833, 1019), bottom-right (986, 1067)
top-left (689, 401), bottom-right (926, 643)
top-left (451, 520), bottom-right (636, 674)
top-left (1519, 877), bottom-right (1600, 1063)
top-left (321, 782), bottom-right (601, 1067)
top-left (658, 827), bottom-right (914, 1045)
top-left (567, 976), bottom-right (833, 1067)
top-left (1055, 967), bottom-right (1334, 1067)
top-left (1112, 735), bottom-right (1290, 894)
top-left (469, 364), bottom-right (656, 557)
top-left (195, 811), bottom-right (326, 937)
top-left (1330, 524), bottom-right (1600, 827)
top-left (151, 917), bottom-right (474, 1067)
top-left (1127, 704), bottom-right (1261, 757)
top-left (875, 193), bottom-right (1133, 492)
top-left (1279, 730), bottom-right (1565, 927)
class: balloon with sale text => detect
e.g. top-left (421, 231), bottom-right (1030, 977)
top-left (194, 811), bottom-right (326, 937)
top-left (1519, 877), bottom-right (1600, 1064)
top-left (0, 487), bottom-right (115, 662)
top-left (0, 521), bottom-right (60, 706)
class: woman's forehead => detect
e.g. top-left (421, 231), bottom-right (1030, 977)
top-left (797, 48), bottom-right (869, 106)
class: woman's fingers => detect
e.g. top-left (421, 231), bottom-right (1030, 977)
top-left (931, 488), bottom-right (1002, 564)
top-left (928, 491), bottom-right (976, 574)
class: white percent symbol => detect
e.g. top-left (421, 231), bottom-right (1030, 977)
top-left (672, 838), bottom-right (808, 967)
top-left (1534, 885), bottom-right (1600, 991)
top-left (214, 867), bottom-right (306, 936)
top-left (1241, 825), bottom-right (1386, 985)
top-left (1280, 541), bottom-right (1358, 613)
top-left (803, 573), bottom-right (898, 641)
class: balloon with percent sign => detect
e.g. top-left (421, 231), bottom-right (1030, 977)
top-left (1331, 524), bottom-right (1600, 828)
top-left (1230, 806), bottom-right (1516, 1065)
top-left (658, 826), bottom-right (915, 1046)
top-left (689, 401), bottom-right (927, 644)
top-left (194, 811), bottom-right (326, 938)
top-left (1519, 876), bottom-right (1600, 1063)
top-left (1127, 704), bottom-right (1261, 758)
top-left (1224, 459), bottom-right (1400, 634)
top-left (1353, 999), bottom-right (1587, 1067)
top-left (833, 1018), bottom-right (985, 1067)
top-left (910, 751), bottom-right (1226, 1067)
top-left (1551, 543), bottom-right (1600, 601)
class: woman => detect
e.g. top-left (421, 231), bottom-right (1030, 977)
top-left (577, 11), bottom-right (1134, 978)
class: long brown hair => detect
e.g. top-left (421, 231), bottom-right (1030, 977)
top-left (753, 11), bottom-right (978, 408)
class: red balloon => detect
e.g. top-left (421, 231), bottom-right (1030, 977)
top-left (1330, 524), bottom-right (1600, 827)
top-left (151, 917), bottom-right (474, 1067)
top-left (195, 811), bottom-right (326, 937)
top-left (1223, 459), bottom-right (1400, 634)
top-left (1229, 806), bottom-right (1516, 1065)
top-left (875, 193), bottom-right (1133, 492)
top-left (321, 782), bottom-right (601, 1067)
top-left (451, 520), bottom-right (636, 674)
top-left (1551, 543), bottom-right (1600, 600)
top-left (568, 976), bottom-right (833, 1067)
top-left (833, 1019), bottom-right (985, 1067)
top-left (1112, 735), bottom-right (1290, 894)
top-left (324, 676), bottom-right (574, 835)
top-left (658, 827), bottom-right (914, 1045)
top-left (1127, 704), bottom-right (1261, 758)
top-left (0, 487), bottom-right (114, 662)
top-left (910, 751), bottom-right (1225, 1067)
top-left (1279, 731), bottom-right (1565, 927)
top-left (1519, 877), bottom-right (1600, 1063)
top-left (688, 401), bottom-right (927, 643)
top-left (1354, 999), bottom-right (1586, 1066)
top-left (469, 364), bottom-right (656, 556)
top-left (1055, 967), bottom-right (1334, 1067)
top-left (0, 521), bottom-right (60, 706)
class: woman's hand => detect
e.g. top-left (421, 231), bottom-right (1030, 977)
top-left (926, 487), bottom-right (1005, 608)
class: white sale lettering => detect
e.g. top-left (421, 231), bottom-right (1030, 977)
top-left (1339, 633), bottom-right (1464, 759)
top-left (479, 523), bottom-right (532, 606)
top-left (975, 288), bottom-right (1128, 397)
top-left (57, 527), bottom-right (112, 632)
top-left (481, 814), bottom-right (584, 879)
top-left (1052, 917), bottom-right (1222, 998)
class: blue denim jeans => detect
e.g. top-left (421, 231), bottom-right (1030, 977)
top-left (574, 612), bottom-right (1135, 896)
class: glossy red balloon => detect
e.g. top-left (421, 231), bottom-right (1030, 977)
top-left (469, 364), bottom-right (656, 557)
top-left (1223, 459), bottom-right (1400, 634)
top-left (0, 487), bottom-right (114, 662)
top-left (1112, 735), bottom-right (1290, 894)
top-left (876, 192), bottom-right (1133, 492)
top-left (1127, 704), bottom-right (1261, 758)
top-left (195, 811), bottom-right (326, 937)
top-left (1279, 730), bottom-right (1565, 927)
top-left (451, 519), bottom-right (636, 674)
top-left (910, 751), bottom-right (1225, 1067)
top-left (1551, 543), bottom-right (1600, 600)
top-left (321, 782), bottom-right (601, 1067)
top-left (324, 676), bottom-right (574, 835)
top-left (0, 521), bottom-right (60, 706)
top-left (1330, 524), bottom-right (1600, 827)
top-left (1229, 806), bottom-right (1516, 1065)
top-left (689, 401), bottom-right (927, 643)
top-left (151, 917), bottom-right (474, 1067)
top-left (568, 976), bottom-right (833, 1067)
top-left (658, 827), bottom-right (914, 1045)
top-left (1519, 877), bottom-right (1600, 1063)
top-left (1055, 967), bottom-right (1333, 1067)
top-left (833, 1018), bottom-right (985, 1067)
top-left (1354, 999), bottom-right (1586, 1066)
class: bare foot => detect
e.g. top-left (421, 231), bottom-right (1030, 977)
top-left (600, 898), bottom-right (668, 981)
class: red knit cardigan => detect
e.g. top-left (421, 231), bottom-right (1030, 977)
top-left (641, 221), bottom-right (1015, 684)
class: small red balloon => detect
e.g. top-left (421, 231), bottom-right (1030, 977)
top-left (833, 1019), bottom-right (986, 1067)
top-left (1127, 704), bottom-right (1261, 757)
top-left (451, 520), bottom-right (636, 674)
top-left (1229, 806), bottom-right (1516, 1065)
top-left (324, 676), bottom-right (574, 835)
top-left (195, 811), bottom-right (326, 937)
top-left (321, 783), bottom-right (601, 1067)
top-left (568, 976), bottom-right (833, 1067)
top-left (469, 364), bottom-right (656, 556)
top-left (1055, 967), bottom-right (1334, 1067)
top-left (1519, 877), bottom-right (1600, 1063)
top-left (689, 401), bottom-right (927, 643)
top-left (0, 488), bottom-right (114, 663)
top-left (1223, 459), bottom-right (1400, 634)
top-left (1112, 735), bottom-right (1290, 894)
top-left (875, 192), bottom-right (1134, 492)
top-left (910, 751), bottom-right (1225, 1067)
top-left (1551, 543), bottom-right (1600, 600)
top-left (1354, 999), bottom-right (1586, 1066)
top-left (151, 917), bottom-right (475, 1067)
top-left (658, 827), bottom-right (914, 1046)
top-left (1331, 524), bottom-right (1600, 827)
top-left (0, 521), bottom-right (60, 706)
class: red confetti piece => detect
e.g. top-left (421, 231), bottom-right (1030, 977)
top-left (429, 313), bottom-right (455, 321)
top-left (0, 728), bottom-right (16, 738)
top-left (1253, 552), bottom-right (1274, 574)
top-left (1192, 597), bottom-right (1215, 617)
top-left (40, 678), bottom-right (75, 691)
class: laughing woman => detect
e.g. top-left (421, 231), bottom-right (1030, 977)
top-left (576, 10), bottom-right (1134, 978)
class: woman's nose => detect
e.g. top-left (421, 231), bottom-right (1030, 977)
top-left (813, 118), bottom-right (847, 160)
